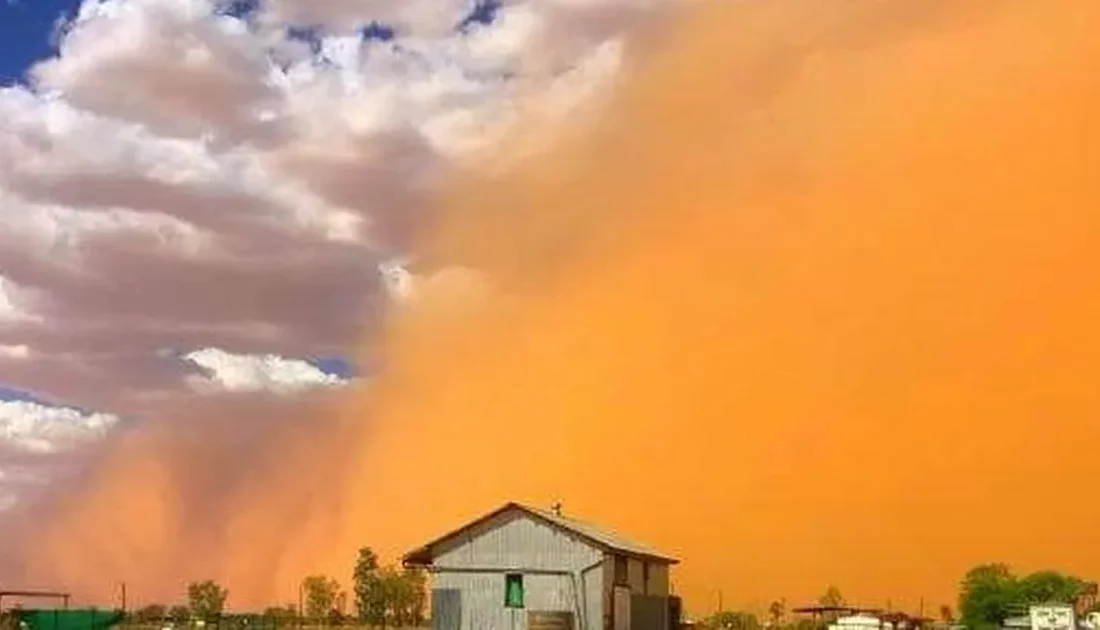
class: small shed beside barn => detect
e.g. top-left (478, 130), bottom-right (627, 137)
top-left (403, 502), bottom-right (680, 630)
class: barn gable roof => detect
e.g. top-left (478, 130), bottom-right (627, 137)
top-left (402, 502), bottom-right (679, 566)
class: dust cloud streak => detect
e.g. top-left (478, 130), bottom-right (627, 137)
top-left (5, 0), bottom-right (1100, 617)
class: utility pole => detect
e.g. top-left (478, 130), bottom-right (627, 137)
top-left (297, 582), bottom-right (303, 630)
top-left (120, 583), bottom-right (127, 614)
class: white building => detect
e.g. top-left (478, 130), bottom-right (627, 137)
top-left (830, 614), bottom-right (894, 630)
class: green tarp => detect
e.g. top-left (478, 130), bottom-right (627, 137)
top-left (13, 609), bottom-right (124, 630)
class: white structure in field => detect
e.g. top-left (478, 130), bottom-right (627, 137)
top-left (1028, 605), bottom-right (1075, 630)
top-left (829, 615), bottom-right (894, 630)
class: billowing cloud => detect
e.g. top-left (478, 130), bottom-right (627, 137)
top-left (0, 0), bottom-right (664, 588)
top-left (32, 0), bottom-right (283, 144)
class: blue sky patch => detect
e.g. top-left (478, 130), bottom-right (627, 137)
top-left (0, 0), bottom-right (78, 85)
top-left (0, 385), bottom-right (38, 403)
top-left (0, 385), bottom-right (108, 419)
top-left (458, 0), bottom-right (501, 33)
top-left (309, 356), bottom-right (357, 379)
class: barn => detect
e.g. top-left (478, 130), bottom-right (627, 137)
top-left (402, 502), bottom-right (681, 630)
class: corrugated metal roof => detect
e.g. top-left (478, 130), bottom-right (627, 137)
top-left (519, 503), bottom-right (678, 563)
top-left (403, 501), bottom-right (679, 566)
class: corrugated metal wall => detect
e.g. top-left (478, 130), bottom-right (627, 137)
top-left (601, 557), bottom-right (670, 599)
top-left (431, 510), bottom-right (604, 630)
top-left (604, 557), bottom-right (670, 597)
top-left (629, 595), bottom-right (669, 630)
top-left (432, 588), bottom-right (462, 630)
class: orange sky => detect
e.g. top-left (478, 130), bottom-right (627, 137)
top-left (333, 0), bottom-right (1100, 615)
top-left (7, 0), bottom-right (1100, 620)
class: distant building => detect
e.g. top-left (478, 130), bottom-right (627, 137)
top-left (831, 614), bottom-right (893, 630)
top-left (1031, 604), bottom-right (1076, 630)
top-left (403, 501), bottom-right (680, 630)
top-left (1003, 605), bottom-right (1079, 630)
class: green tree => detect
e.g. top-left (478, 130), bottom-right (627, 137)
top-left (959, 564), bottom-right (1094, 630)
top-left (353, 547), bottom-right (387, 627)
top-left (379, 566), bottom-right (427, 627)
top-left (302, 575), bottom-right (342, 622)
top-left (187, 580), bottom-right (229, 621)
top-left (399, 567), bottom-right (427, 626)
top-left (1018, 571), bottom-right (1086, 606)
top-left (958, 564), bottom-right (1020, 630)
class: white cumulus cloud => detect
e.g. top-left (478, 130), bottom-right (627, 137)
top-left (0, 398), bottom-right (120, 454)
top-left (181, 347), bottom-right (349, 395)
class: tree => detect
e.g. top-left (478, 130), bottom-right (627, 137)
top-left (350, 546), bottom-right (428, 628)
top-left (302, 575), bottom-right (342, 622)
top-left (768, 599), bottom-right (786, 628)
top-left (395, 567), bottom-right (427, 627)
top-left (958, 564), bottom-right (1021, 630)
top-left (939, 605), bottom-right (955, 624)
top-left (1079, 581), bottom-right (1099, 613)
top-left (262, 605), bottom-right (298, 622)
top-left (168, 606), bottom-right (191, 624)
top-left (187, 580), bottom-right (229, 621)
top-left (1018, 571), bottom-right (1086, 606)
top-left (326, 604), bottom-right (347, 627)
top-left (353, 547), bottom-right (387, 627)
top-left (818, 586), bottom-right (845, 608)
top-left (328, 591), bottom-right (349, 626)
top-left (817, 586), bottom-right (845, 623)
top-left (379, 566), bottom-right (427, 627)
top-left (959, 564), bottom-right (1093, 630)
top-left (133, 605), bottom-right (168, 624)
top-left (707, 611), bottom-right (761, 630)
